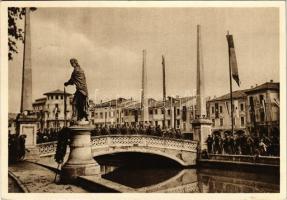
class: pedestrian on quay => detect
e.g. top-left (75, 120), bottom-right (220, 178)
top-left (247, 135), bottom-right (254, 155)
top-left (229, 135), bottom-right (235, 154)
top-left (223, 134), bottom-right (229, 154)
top-left (214, 135), bottom-right (221, 154)
top-left (259, 139), bottom-right (267, 155)
top-left (206, 135), bottom-right (213, 154)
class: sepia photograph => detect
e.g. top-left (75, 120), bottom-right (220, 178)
top-left (1, 1), bottom-right (286, 199)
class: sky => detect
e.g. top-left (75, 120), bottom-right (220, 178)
top-left (8, 7), bottom-right (279, 113)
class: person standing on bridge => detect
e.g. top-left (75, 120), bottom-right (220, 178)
top-left (64, 58), bottom-right (89, 122)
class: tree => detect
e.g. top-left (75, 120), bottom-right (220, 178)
top-left (8, 7), bottom-right (36, 60)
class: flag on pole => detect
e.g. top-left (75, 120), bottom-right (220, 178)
top-left (226, 34), bottom-right (240, 86)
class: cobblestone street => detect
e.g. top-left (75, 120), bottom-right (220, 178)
top-left (9, 161), bottom-right (88, 193)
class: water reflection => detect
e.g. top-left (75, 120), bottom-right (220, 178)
top-left (95, 153), bottom-right (279, 193)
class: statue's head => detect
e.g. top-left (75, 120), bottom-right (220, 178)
top-left (70, 58), bottom-right (80, 68)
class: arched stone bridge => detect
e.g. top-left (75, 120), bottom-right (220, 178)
top-left (37, 135), bottom-right (198, 166)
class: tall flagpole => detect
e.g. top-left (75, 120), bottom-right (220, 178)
top-left (64, 87), bottom-right (67, 127)
top-left (227, 31), bottom-right (234, 135)
top-left (162, 55), bottom-right (166, 129)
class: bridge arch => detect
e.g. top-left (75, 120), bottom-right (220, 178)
top-left (92, 148), bottom-right (187, 166)
top-left (90, 135), bottom-right (198, 166)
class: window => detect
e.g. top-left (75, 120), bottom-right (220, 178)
top-left (177, 109), bottom-right (180, 115)
top-left (155, 121), bottom-right (158, 126)
top-left (240, 103), bottom-right (244, 111)
top-left (219, 106), bottom-right (223, 113)
top-left (51, 96), bottom-right (54, 100)
top-left (161, 109), bottom-right (164, 114)
top-left (177, 119), bottom-right (180, 128)
top-left (61, 95), bottom-right (63, 100)
top-left (167, 120), bottom-right (171, 127)
top-left (155, 109), bottom-right (158, 115)
top-left (259, 95), bottom-right (264, 104)
top-left (149, 109), bottom-right (153, 115)
top-left (167, 110), bottom-right (171, 115)
top-left (241, 117), bottom-right (245, 126)
top-left (220, 118), bottom-right (223, 126)
top-left (212, 106), bottom-right (215, 114)
top-left (56, 95), bottom-right (58, 100)
top-left (100, 112), bottom-right (103, 119)
top-left (91, 112), bottom-right (95, 117)
top-left (212, 119), bottom-right (215, 126)
top-left (215, 103), bottom-right (219, 118)
top-left (95, 113), bottom-right (98, 118)
top-left (249, 96), bottom-right (254, 110)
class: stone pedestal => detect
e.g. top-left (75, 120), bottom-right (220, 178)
top-left (192, 118), bottom-right (212, 151)
top-left (17, 114), bottom-right (40, 161)
top-left (61, 125), bottom-right (100, 183)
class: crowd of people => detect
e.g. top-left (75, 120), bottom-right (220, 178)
top-left (8, 133), bottom-right (27, 163)
top-left (36, 125), bottom-right (187, 144)
top-left (91, 124), bottom-right (185, 139)
top-left (36, 128), bottom-right (61, 144)
top-left (206, 133), bottom-right (279, 156)
top-left (35, 126), bottom-right (280, 157)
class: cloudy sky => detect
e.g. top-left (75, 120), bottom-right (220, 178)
top-left (9, 7), bottom-right (279, 113)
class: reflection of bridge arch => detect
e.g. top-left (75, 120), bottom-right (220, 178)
top-left (136, 169), bottom-right (199, 193)
top-left (91, 135), bottom-right (198, 167)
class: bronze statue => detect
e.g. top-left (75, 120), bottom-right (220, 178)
top-left (64, 58), bottom-right (89, 122)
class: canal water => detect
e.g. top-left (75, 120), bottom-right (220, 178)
top-left (95, 153), bottom-right (279, 193)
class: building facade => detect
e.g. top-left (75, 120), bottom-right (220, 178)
top-left (207, 81), bottom-right (279, 137)
top-left (32, 89), bottom-right (73, 130)
top-left (91, 96), bottom-right (197, 133)
top-left (207, 90), bottom-right (248, 136)
top-left (245, 81), bottom-right (280, 137)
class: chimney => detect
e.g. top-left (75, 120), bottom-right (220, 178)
top-left (270, 79), bottom-right (273, 83)
top-left (255, 84), bottom-right (258, 87)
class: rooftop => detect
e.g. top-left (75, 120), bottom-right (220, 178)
top-left (245, 82), bottom-right (279, 94)
top-left (209, 90), bottom-right (248, 102)
top-left (208, 81), bottom-right (279, 102)
top-left (43, 89), bottom-right (72, 96)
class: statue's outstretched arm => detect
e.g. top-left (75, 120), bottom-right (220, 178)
top-left (64, 72), bottom-right (75, 86)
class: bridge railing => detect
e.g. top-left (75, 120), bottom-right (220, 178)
top-left (36, 141), bottom-right (58, 157)
top-left (91, 135), bottom-right (198, 152)
top-left (37, 134), bottom-right (198, 157)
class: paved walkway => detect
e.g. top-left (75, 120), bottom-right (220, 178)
top-left (9, 161), bottom-right (88, 193)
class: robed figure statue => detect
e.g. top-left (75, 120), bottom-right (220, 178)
top-left (64, 58), bottom-right (89, 122)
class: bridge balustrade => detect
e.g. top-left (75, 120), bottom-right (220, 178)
top-left (90, 135), bottom-right (198, 152)
top-left (36, 135), bottom-right (198, 157)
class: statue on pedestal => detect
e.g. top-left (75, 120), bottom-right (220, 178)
top-left (64, 58), bottom-right (89, 124)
